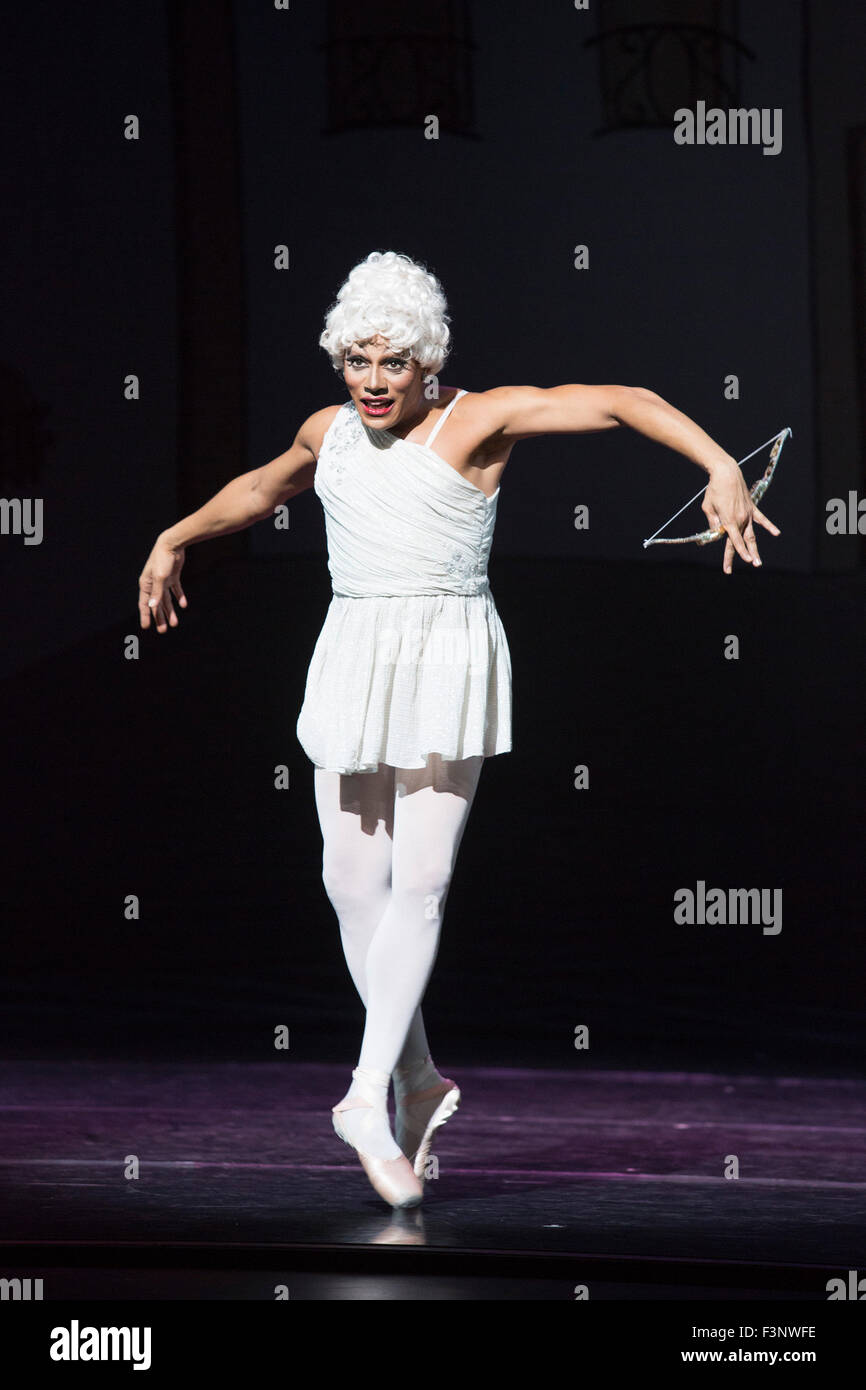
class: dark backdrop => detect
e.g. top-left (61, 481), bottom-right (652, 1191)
top-left (2, 1), bottom-right (864, 1077)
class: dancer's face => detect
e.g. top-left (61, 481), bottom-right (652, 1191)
top-left (342, 337), bottom-right (426, 432)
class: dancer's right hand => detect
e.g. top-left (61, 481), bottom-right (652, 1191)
top-left (138, 536), bottom-right (188, 633)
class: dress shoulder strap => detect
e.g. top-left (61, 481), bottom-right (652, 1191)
top-left (425, 389), bottom-right (466, 447)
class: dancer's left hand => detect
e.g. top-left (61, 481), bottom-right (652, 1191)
top-left (703, 462), bottom-right (780, 573)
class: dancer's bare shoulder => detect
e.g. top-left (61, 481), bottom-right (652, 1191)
top-left (304, 403), bottom-right (345, 457)
top-left (250, 404), bottom-right (344, 513)
top-left (429, 388), bottom-right (519, 497)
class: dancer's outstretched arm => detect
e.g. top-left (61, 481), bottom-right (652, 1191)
top-left (477, 384), bottom-right (780, 572)
top-left (137, 405), bottom-right (336, 633)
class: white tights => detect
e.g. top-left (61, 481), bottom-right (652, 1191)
top-left (315, 753), bottom-right (483, 1155)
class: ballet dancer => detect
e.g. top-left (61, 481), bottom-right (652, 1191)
top-left (138, 250), bottom-right (779, 1208)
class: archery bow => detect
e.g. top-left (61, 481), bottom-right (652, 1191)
top-left (642, 427), bottom-right (791, 548)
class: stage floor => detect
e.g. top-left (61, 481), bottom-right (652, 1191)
top-left (1, 1060), bottom-right (862, 1299)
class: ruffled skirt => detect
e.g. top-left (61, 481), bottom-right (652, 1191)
top-left (296, 590), bottom-right (512, 774)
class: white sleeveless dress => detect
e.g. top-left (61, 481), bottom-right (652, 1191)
top-left (296, 389), bottom-right (512, 774)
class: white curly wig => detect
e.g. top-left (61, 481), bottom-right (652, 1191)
top-left (319, 250), bottom-right (451, 376)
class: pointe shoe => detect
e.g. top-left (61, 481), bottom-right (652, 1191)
top-left (396, 1078), bottom-right (461, 1179)
top-left (332, 1073), bottom-right (424, 1210)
